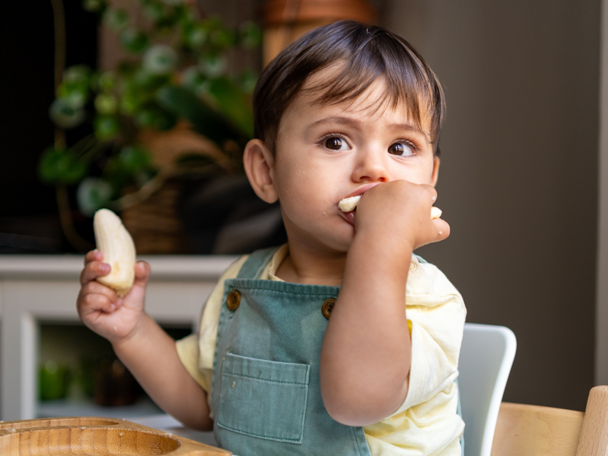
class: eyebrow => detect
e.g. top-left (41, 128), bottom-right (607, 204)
top-left (305, 116), bottom-right (430, 142)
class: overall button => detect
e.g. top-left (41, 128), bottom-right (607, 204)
top-left (410, 261), bottom-right (417, 271)
top-left (227, 290), bottom-right (241, 311)
top-left (322, 298), bottom-right (336, 320)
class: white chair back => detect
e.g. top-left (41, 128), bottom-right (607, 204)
top-left (459, 323), bottom-right (517, 456)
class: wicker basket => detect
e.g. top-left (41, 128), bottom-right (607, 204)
top-left (120, 122), bottom-right (229, 254)
top-left (121, 178), bottom-right (188, 254)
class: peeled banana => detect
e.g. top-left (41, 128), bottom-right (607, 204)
top-left (338, 195), bottom-right (442, 219)
top-left (431, 207), bottom-right (442, 219)
top-left (93, 209), bottom-right (136, 297)
top-left (338, 196), bottom-right (361, 212)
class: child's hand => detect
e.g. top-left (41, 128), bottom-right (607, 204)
top-left (354, 180), bottom-right (450, 251)
top-left (76, 249), bottom-right (150, 344)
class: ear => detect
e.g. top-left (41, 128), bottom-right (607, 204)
top-left (243, 139), bottom-right (279, 203)
top-left (431, 156), bottom-right (440, 187)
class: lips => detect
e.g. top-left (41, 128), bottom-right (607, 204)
top-left (339, 209), bottom-right (356, 226)
top-left (337, 183), bottom-right (380, 227)
top-left (343, 182), bottom-right (381, 200)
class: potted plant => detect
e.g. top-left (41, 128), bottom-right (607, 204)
top-left (39, 0), bottom-right (264, 253)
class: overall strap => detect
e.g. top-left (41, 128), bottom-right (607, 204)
top-left (413, 253), bottom-right (429, 264)
top-left (236, 246), bottom-right (281, 280)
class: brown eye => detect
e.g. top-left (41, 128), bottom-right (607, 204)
top-left (324, 137), bottom-right (348, 151)
top-left (388, 142), bottom-right (414, 156)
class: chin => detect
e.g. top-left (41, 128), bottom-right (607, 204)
top-left (323, 230), bottom-right (356, 254)
top-left (285, 215), bottom-right (355, 254)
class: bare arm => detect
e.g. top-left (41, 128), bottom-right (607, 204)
top-left (320, 181), bottom-right (450, 426)
top-left (77, 250), bottom-right (212, 430)
top-left (112, 315), bottom-right (213, 430)
top-left (321, 234), bottom-right (412, 425)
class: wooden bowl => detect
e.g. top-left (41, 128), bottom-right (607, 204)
top-left (0, 417), bottom-right (230, 455)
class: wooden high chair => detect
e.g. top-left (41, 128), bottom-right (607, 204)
top-left (490, 385), bottom-right (608, 456)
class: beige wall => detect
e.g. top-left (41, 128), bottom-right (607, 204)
top-left (597, 0), bottom-right (608, 389)
top-left (384, 1), bottom-right (600, 410)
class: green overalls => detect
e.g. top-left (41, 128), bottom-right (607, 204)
top-left (210, 247), bottom-right (463, 456)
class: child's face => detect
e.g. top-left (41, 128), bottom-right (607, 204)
top-left (258, 71), bottom-right (440, 254)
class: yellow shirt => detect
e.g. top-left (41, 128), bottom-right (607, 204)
top-left (176, 244), bottom-right (467, 456)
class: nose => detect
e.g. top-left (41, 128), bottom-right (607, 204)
top-left (351, 148), bottom-right (388, 183)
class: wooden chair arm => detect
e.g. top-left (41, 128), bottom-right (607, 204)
top-left (491, 402), bottom-right (583, 456)
top-left (576, 386), bottom-right (608, 456)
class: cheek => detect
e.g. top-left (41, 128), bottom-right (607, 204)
top-left (393, 158), bottom-right (437, 185)
top-left (274, 166), bottom-right (338, 223)
top-left (275, 157), bottom-right (331, 198)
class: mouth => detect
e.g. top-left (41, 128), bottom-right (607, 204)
top-left (337, 183), bottom-right (380, 227)
top-left (339, 208), bottom-right (356, 226)
top-left (343, 183), bottom-right (381, 200)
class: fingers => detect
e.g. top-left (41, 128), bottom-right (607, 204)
top-left (84, 249), bottom-right (103, 265)
top-left (133, 261), bottom-right (151, 287)
top-left (78, 282), bottom-right (121, 314)
top-left (81, 280), bottom-right (119, 303)
top-left (426, 185), bottom-right (449, 244)
top-left (82, 249), bottom-right (110, 287)
top-left (422, 184), bottom-right (438, 202)
top-left (80, 259), bottom-right (111, 285)
top-left (432, 218), bottom-right (451, 242)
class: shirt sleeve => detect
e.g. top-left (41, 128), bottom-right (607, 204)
top-left (393, 261), bottom-right (467, 415)
top-left (175, 255), bottom-right (249, 393)
top-left (175, 333), bottom-right (208, 390)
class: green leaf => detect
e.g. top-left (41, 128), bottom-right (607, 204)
top-left (63, 65), bottom-right (91, 84)
top-left (120, 28), bottom-right (149, 53)
top-left (198, 53), bottom-right (227, 78)
top-left (103, 152), bottom-right (157, 196)
top-left (57, 84), bottom-right (88, 109)
top-left (119, 89), bottom-right (144, 115)
top-left (181, 66), bottom-right (206, 91)
top-left (94, 93), bottom-right (117, 115)
top-left (186, 24), bottom-right (207, 49)
top-left (96, 71), bottom-right (116, 92)
top-left (76, 178), bottom-right (113, 216)
top-left (118, 145), bottom-right (154, 172)
top-left (38, 147), bottom-right (88, 185)
top-left (134, 103), bottom-right (176, 131)
top-left (83, 0), bottom-right (107, 13)
top-left (94, 115), bottom-right (120, 140)
top-left (142, 0), bottom-right (165, 21)
top-left (49, 99), bottom-right (85, 129)
top-left (103, 8), bottom-right (129, 31)
top-left (143, 44), bottom-right (178, 75)
top-left (237, 68), bottom-right (258, 94)
top-left (153, 8), bottom-right (180, 31)
top-left (209, 28), bottom-right (236, 49)
top-left (155, 85), bottom-right (249, 148)
top-left (131, 68), bottom-right (170, 92)
top-left (238, 21), bottom-right (262, 49)
top-left (103, 155), bottom-right (131, 192)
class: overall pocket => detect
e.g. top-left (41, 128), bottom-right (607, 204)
top-left (216, 353), bottom-right (310, 443)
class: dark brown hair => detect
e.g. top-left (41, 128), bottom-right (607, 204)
top-left (253, 20), bottom-right (445, 156)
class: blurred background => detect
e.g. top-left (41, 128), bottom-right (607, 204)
top-left (0, 0), bottom-right (606, 421)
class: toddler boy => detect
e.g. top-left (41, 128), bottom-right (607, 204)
top-left (78, 20), bottom-right (466, 456)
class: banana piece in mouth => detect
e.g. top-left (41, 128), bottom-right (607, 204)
top-left (338, 196), bottom-right (361, 212)
top-left (338, 195), bottom-right (442, 219)
top-left (93, 208), bottom-right (136, 297)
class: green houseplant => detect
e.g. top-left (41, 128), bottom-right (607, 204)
top-left (40, 0), bottom-right (261, 251)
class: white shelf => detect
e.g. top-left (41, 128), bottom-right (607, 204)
top-left (0, 255), bottom-right (237, 421)
top-left (37, 396), bottom-right (162, 419)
